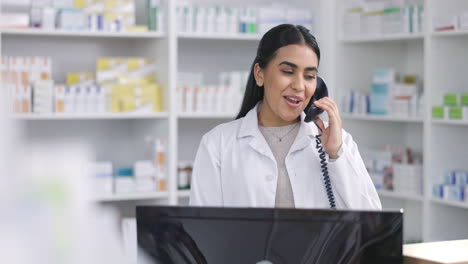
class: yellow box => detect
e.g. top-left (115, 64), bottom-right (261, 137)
top-left (111, 84), bottom-right (133, 112)
top-left (124, 25), bottom-right (149, 33)
top-left (74, 0), bottom-right (87, 9)
top-left (110, 83), bottom-right (163, 113)
top-left (66, 72), bottom-right (94, 86)
top-left (96, 57), bottom-right (126, 85)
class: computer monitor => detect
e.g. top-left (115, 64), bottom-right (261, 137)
top-left (137, 206), bottom-right (403, 264)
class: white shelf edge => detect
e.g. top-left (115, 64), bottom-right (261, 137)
top-left (341, 113), bottom-right (424, 123)
top-left (178, 32), bottom-right (261, 40)
top-left (431, 29), bottom-right (468, 37)
top-left (0, 28), bottom-right (166, 38)
top-left (377, 190), bottom-right (424, 202)
top-left (94, 191), bottom-right (169, 202)
top-left (12, 112), bottom-right (169, 120)
top-left (431, 119), bottom-right (468, 126)
top-left (340, 33), bottom-right (424, 43)
top-left (430, 198), bottom-right (468, 210)
top-left (177, 113), bottom-right (237, 119)
top-left (177, 190), bottom-right (191, 198)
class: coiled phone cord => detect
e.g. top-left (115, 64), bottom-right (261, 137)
top-left (314, 122), bottom-right (336, 209)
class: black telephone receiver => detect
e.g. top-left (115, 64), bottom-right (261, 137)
top-left (303, 76), bottom-right (336, 209)
top-left (304, 76), bottom-right (329, 123)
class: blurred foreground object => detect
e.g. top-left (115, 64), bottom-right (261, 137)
top-left (0, 117), bottom-right (128, 264)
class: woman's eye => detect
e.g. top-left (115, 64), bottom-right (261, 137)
top-left (282, 70), bottom-right (293, 74)
top-left (305, 75), bottom-right (316, 80)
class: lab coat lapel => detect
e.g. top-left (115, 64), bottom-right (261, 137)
top-left (238, 103), bottom-right (275, 161)
top-left (289, 112), bottom-right (317, 154)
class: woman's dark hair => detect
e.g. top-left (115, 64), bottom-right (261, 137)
top-left (235, 24), bottom-right (321, 119)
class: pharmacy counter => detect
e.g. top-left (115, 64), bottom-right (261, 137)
top-left (404, 239), bottom-right (468, 264)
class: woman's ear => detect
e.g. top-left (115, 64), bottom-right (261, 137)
top-left (253, 63), bottom-right (264, 87)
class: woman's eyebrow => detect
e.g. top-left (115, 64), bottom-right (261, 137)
top-left (278, 61), bottom-right (318, 72)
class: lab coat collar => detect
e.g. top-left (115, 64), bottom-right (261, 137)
top-left (238, 101), bottom-right (319, 153)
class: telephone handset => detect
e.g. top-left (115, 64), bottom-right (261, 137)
top-left (303, 76), bottom-right (336, 209)
top-left (304, 76), bottom-right (329, 123)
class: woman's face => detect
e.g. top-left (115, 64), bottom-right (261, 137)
top-left (255, 44), bottom-right (318, 125)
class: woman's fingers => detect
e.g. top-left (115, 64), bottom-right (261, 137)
top-left (314, 97), bottom-right (341, 125)
top-left (314, 100), bottom-right (339, 125)
top-left (314, 116), bottom-right (326, 132)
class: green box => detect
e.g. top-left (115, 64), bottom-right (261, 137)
top-left (462, 94), bottom-right (468, 106)
top-left (432, 106), bottom-right (444, 118)
top-left (384, 7), bottom-right (401, 14)
top-left (444, 93), bottom-right (458, 106)
top-left (449, 107), bottom-right (463, 119)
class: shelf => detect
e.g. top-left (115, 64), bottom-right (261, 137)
top-left (178, 190), bottom-right (191, 198)
top-left (430, 198), bottom-right (468, 210)
top-left (178, 112), bottom-right (237, 119)
top-left (94, 191), bottom-right (169, 202)
top-left (178, 32), bottom-right (261, 40)
top-left (342, 113), bottom-right (424, 123)
top-left (378, 190), bottom-right (424, 202)
top-left (431, 119), bottom-right (468, 126)
top-left (13, 112), bottom-right (169, 120)
top-left (340, 33), bottom-right (424, 43)
top-left (431, 29), bottom-right (468, 37)
top-left (0, 28), bottom-right (166, 39)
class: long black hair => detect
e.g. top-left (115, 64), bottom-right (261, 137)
top-left (235, 24), bottom-right (321, 120)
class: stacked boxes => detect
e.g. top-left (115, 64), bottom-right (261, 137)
top-left (90, 138), bottom-right (167, 196)
top-left (393, 164), bottom-right (423, 196)
top-left (146, 0), bottom-right (165, 32)
top-left (362, 145), bottom-right (423, 195)
top-left (340, 69), bottom-right (423, 117)
top-left (432, 93), bottom-right (468, 120)
top-left (433, 11), bottom-right (468, 32)
top-left (433, 171), bottom-right (468, 203)
top-left (89, 162), bottom-right (114, 195)
top-left (2, 0), bottom-right (163, 32)
top-left (3, 55), bottom-right (163, 115)
top-left (177, 71), bottom-right (248, 114)
top-left (176, 3), bottom-right (313, 36)
top-left (342, 0), bottom-right (424, 38)
top-left (1, 56), bottom-right (53, 114)
top-left (97, 57), bottom-right (162, 113)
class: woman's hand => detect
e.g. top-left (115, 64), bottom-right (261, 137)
top-left (313, 97), bottom-right (342, 159)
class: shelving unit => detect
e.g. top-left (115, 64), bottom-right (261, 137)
top-left (431, 119), bottom-right (468, 126)
top-left (341, 33), bottom-right (424, 43)
top-left (12, 112), bottom-right (169, 120)
top-left (378, 190), bottom-right (424, 202)
top-left (1, 0), bottom-right (177, 214)
top-left (177, 190), bottom-right (191, 198)
top-left (431, 29), bottom-right (468, 37)
top-left (95, 191), bottom-right (169, 202)
top-left (341, 113), bottom-right (424, 123)
top-left (423, 0), bottom-right (468, 242)
top-left (430, 198), bottom-right (468, 210)
top-left (0, 28), bottom-right (166, 39)
top-left (335, 0), bottom-right (468, 242)
top-left (178, 32), bottom-right (261, 40)
top-left (177, 113), bottom-right (237, 119)
top-left (3, 0), bottom-right (467, 243)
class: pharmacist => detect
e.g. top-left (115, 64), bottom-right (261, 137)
top-left (190, 24), bottom-right (381, 210)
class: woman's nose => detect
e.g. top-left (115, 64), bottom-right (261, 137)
top-left (291, 76), bottom-right (305, 91)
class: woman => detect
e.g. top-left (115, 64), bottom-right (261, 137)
top-left (189, 24), bottom-right (381, 210)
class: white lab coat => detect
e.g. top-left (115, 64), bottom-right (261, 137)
top-left (189, 102), bottom-right (381, 210)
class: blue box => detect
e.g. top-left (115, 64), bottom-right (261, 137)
top-left (432, 184), bottom-right (443, 198)
top-left (444, 171), bottom-right (456, 185)
top-left (450, 186), bottom-right (465, 202)
top-left (370, 83), bottom-right (389, 115)
top-left (455, 171), bottom-right (468, 186)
